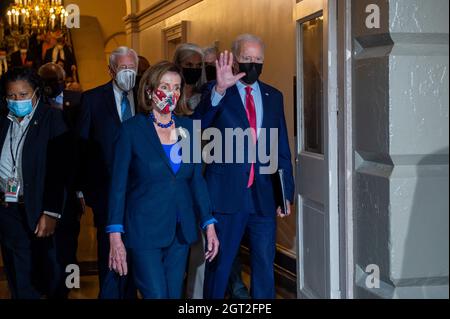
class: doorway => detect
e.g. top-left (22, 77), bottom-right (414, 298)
top-left (295, 0), bottom-right (341, 299)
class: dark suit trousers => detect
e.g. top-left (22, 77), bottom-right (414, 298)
top-left (0, 203), bottom-right (54, 299)
top-left (130, 224), bottom-right (190, 299)
top-left (204, 211), bottom-right (277, 299)
top-left (48, 193), bottom-right (82, 299)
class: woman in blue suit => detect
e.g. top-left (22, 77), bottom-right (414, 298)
top-left (107, 61), bottom-right (219, 299)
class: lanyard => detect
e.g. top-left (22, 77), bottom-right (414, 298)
top-left (9, 121), bottom-right (32, 175)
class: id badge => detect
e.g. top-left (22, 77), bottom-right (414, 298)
top-left (5, 177), bottom-right (21, 203)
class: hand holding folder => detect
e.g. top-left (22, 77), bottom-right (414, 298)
top-left (273, 169), bottom-right (291, 216)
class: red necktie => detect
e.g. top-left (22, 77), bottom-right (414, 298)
top-left (21, 53), bottom-right (26, 66)
top-left (245, 86), bottom-right (257, 188)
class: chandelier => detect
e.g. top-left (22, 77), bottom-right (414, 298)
top-left (6, 0), bottom-right (69, 34)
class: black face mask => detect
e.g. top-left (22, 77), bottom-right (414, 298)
top-left (43, 80), bottom-right (65, 98)
top-left (205, 65), bottom-right (217, 82)
top-left (182, 68), bottom-right (202, 85)
top-left (238, 63), bottom-right (263, 85)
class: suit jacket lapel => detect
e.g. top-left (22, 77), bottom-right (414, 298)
top-left (104, 81), bottom-right (121, 126)
top-left (0, 114), bottom-right (11, 148)
top-left (19, 103), bottom-right (46, 183)
top-left (173, 116), bottom-right (190, 177)
top-left (138, 114), bottom-right (175, 175)
top-left (259, 82), bottom-right (271, 131)
top-left (22, 102), bottom-right (45, 157)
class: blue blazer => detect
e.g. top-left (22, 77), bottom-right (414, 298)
top-left (77, 81), bottom-right (137, 226)
top-left (193, 81), bottom-right (295, 216)
top-left (107, 114), bottom-right (213, 250)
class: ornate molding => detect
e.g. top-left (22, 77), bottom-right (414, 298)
top-left (123, 0), bottom-right (202, 33)
top-left (161, 20), bottom-right (187, 59)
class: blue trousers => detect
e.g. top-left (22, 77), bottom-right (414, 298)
top-left (204, 212), bottom-right (277, 299)
top-left (130, 225), bottom-right (190, 299)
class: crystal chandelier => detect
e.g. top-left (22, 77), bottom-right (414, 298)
top-left (6, 0), bottom-right (69, 34)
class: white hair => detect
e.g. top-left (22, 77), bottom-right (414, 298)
top-left (172, 43), bottom-right (206, 88)
top-left (109, 46), bottom-right (139, 69)
top-left (173, 43), bottom-right (205, 66)
top-left (231, 34), bottom-right (265, 57)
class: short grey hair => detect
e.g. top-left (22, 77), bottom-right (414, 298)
top-left (109, 46), bottom-right (139, 69)
top-left (231, 34), bottom-right (265, 57)
top-left (173, 43), bottom-right (205, 66)
top-left (173, 43), bottom-right (206, 88)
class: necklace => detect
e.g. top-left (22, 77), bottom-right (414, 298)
top-left (150, 112), bottom-right (174, 129)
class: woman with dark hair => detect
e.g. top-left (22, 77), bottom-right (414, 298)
top-left (107, 61), bottom-right (219, 299)
top-left (0, 67), bottom-right (67, 299)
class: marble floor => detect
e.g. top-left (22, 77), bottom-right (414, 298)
top-left (0, 208), bottom-right (295, 299)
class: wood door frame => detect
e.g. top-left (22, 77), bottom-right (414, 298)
top-left (336, 0), bottom-right (354, 299)
top-left (162, 21), bottom-right (188, 60)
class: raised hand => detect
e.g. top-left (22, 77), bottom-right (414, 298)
top-left (215, 51), bottom-right (246, 95)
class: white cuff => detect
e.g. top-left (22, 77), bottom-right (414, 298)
top-left (44, 211), bottom-right (62, 219)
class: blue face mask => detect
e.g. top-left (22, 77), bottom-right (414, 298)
top-left (52, 92), bottom-right (64, 106)
top-left (7, 90), bottom-right (37, 117)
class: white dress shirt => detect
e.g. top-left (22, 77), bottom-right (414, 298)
top-left (113, 82), bottom-right (136, 122)
top-left (52, 45), bottom-right (65, 63)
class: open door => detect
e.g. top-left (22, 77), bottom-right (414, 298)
top-left (295, 0), bottom-right (340, 299)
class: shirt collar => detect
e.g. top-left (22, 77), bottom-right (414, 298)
top-left (112, 81), bottom-right (132, 96)
top-left (112, 81), bottom-right (121, 94)
top-left (236, 80), bottom-right (260, 94)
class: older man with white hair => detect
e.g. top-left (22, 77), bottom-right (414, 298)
top-left (194, 34), bottom-right (295, 299)
top-left (77, 46), bottom-right (138, 299)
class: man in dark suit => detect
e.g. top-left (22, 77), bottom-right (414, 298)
top-left (77, 46), bottom-right (138, 299)
top-left (9, 39), bottom-right (34, 69)
top-left (44, 34), bottom-right (76, 80)
top-left (194, 34), bottom-right (295, 299)
top-left (38, 62), bottom-right (84, 298)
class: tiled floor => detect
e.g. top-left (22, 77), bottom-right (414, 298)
top-left (0, 208), bottom-right (295, 299)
